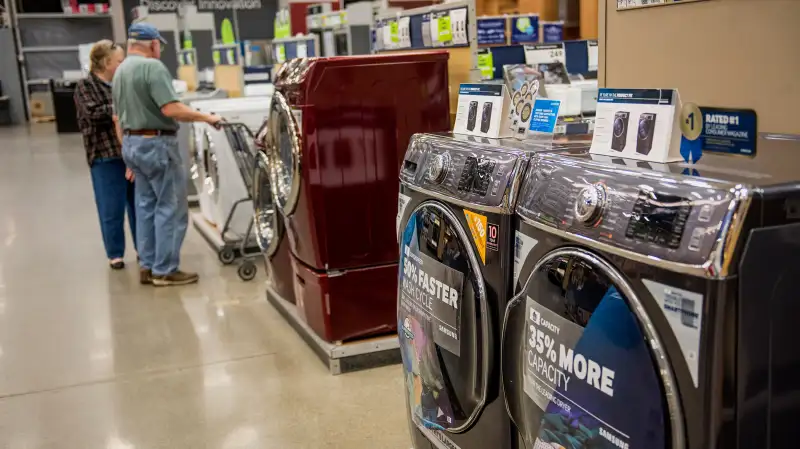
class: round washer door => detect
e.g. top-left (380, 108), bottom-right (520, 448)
top-left (267, 91), bottom-right (302, 216)
top-left (225, 123), bottom-right (256, 191)
top-left (502, 248), bottom-right (683, 449)
top-left (398, 201), bottom-right (490, 433)
top-left (253, 151), bottom-right (281, 258)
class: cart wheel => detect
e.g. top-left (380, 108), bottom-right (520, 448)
top-left (218, 247), bottom-right (236, 265)
top-left (238, 262), bottom-right (257, 281)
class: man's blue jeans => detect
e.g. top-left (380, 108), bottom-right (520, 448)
top-left (122, 135), bottom-right (189, 276)
top-left (90, 157), bottom-right (136, 259)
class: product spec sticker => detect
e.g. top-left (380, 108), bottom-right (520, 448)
top-left (396, 193), bottom-right (411, 240)
top-left (399, 244), bottom-right (464, 356)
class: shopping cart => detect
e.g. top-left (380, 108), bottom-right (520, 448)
top-left (217, 121), bottom-right (262, 281)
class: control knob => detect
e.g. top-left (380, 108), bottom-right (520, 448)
top-left (426, 153), bottom-right (450, 184)
top-left (574, 183), bottom-right (607, 225)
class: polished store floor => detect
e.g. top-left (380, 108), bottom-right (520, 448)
top-left (0, 125), bottom-right (410, 449)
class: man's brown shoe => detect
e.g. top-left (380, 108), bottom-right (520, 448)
top-left (152, 271), bottom-right (199, 287)
top-left (140, 268), bottom-right (153, 285)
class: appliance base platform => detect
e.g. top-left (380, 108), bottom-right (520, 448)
top-left (266, 285), bottom-right (401, 375)
top-left (190, 211), bottom-right (259, 261)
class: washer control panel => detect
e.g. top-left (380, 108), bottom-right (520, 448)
top-left (517, 154), bottom-right (736, 266)
top-left (401, 134), bottom-right (525, 209)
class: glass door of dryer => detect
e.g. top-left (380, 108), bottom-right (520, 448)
top-left (267, 91), bottom-right (302, 216)
top-left (253, 151), bottom-right (281, 258)
top-left (502, 248), bottom-right (682, 449)
top-left (398, 202), bottom-right (490, 434)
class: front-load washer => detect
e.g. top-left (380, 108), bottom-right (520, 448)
top-left (253, 149), bottom-right (296, 304)
top-left (181, 89), bottom-right (227, 204)
top-left (504, 135), bottom-right (800, 449)
top-left (193, 97), bottom-right (271, 238)
top-left (396, 133), bottom-right (532, 449)
top-left (267, 53), bottom-right (451, 342)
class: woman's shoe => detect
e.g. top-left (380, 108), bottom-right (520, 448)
top-left (109, 259), bottom-right (125, 270)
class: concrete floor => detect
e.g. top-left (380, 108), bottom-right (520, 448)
top-left (0, 125), bottom-right (410, 449)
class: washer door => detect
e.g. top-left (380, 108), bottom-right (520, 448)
top-left (253, 151), bottom-right (281, 258)
top-left (502, 248), bottom-right (683, 449)
top-left (398, 202), bottom-right (490, 434)
top-left (224, 123), bottom-right (256, 191)
top-left (267, 91), bottom-right (302, 216)
top-left (202, 130), bottom-right (219, 203)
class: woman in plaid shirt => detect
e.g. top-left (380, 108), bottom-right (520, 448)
top-left (75, 40), bottom-right (136, 270)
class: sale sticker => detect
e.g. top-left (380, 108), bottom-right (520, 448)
top-left (464, 209), bottom-right (487, 264)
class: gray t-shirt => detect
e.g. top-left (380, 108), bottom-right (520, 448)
top-left (112, 55), bottom-right (179, 131)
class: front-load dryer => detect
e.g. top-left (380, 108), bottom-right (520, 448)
top-left (267, 53), bottom-right (451, 342)
top-left (396, 133), bottom-right (532, 449)
top-left (504, 135), bottom-right (800, 449)
top-left (253, 149), bottom-right (296, 304)
top-left (193, 97), bottom-right (271, 238)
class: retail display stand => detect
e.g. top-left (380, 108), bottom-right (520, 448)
top-left (265, 285), bottom-right (401, 375)
top-left (374, 0), bottom-right (479, 123)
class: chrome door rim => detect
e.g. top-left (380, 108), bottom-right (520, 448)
top-left (501, 247), bottom-right (685, 449)
top-left (253, 151), bottom-right (281, 258)
top-left (402, 200), bottom-right (490, 433)
top-left (266, 91), bottom-right (302, 217)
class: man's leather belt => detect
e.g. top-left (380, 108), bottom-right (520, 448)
top-left (124, 129), bottom-right (177, 137)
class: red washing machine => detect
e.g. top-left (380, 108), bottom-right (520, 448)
top-left (267, 53), bottom-right (450, 342)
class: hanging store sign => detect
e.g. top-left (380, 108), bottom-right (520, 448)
top-left (510, 15), bottom-right (540, 45)
top-left (477, 17), bottom-right (507, 45)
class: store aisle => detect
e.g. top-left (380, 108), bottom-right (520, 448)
top-left (0, 125), bottom-right (410, 449)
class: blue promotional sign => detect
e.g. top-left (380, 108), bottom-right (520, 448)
top-left (477, 17), bottom-right (507, 45)
top-left (700, 107), bottom-right (757, 156)
top-left (510, 15), bottom-right (540, 45)
top-left (529, 98), bottom-right (561, 133)
top-left (542, 21), bottom-right (564, 43)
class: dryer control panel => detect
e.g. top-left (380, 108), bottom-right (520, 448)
top-left (401, 134), bottom-right (527, 211)
top-left (517, 154), bottom-right (739, 267)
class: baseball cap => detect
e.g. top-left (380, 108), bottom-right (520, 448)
top-left (128, 22), bottom-right (168, 45)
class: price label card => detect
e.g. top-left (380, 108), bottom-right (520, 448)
top-left (275, 44), bottom-right (286, 63)
top-left (422, 13), bottom-right (433, 47)
top-left (477, 49), bottom-right (494, 80)
top-left (213, 50), bottom-right (221, 65)
top-left (450, 8), bottom-right (467, 45)
top-left (297, 41), bottom-right (308, 58)
top-left (399, 16), bottom-right (411, 48)
top-left (383, 20), bottom-right (394, 48)
top-left (588, 40), bottom-right (599, 72)
top-left (453, 83), bottom-right (513, 138)
top-left (524, 43), bottom-right (566, 65)
top-left (389, 19), bottom-right (400, 44)
top-left (435, 12), bottom-right (452, 44)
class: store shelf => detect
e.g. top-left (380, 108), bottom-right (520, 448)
top-left (265, 285), bottom-right (401, 375)
top-left (21, 45), bottom-right (79, 53)
top-left (16, 13), bottom-right (111, 19)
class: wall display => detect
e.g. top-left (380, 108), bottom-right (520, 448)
top-left (541, 21), bottom-right (564, 43)
top-left (454, 83), bottom-right (513, 138)
top-left (617, 0), bottom-right (707, 10)
top-left (591, 88), bottom-right (683, 163)
top-left (477, 17), bottom-right (507, 45)
top-left (510, 15), bottom-right (540, 45)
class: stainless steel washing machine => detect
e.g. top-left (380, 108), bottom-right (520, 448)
top-left (503, 135), bottom-right (800, 449)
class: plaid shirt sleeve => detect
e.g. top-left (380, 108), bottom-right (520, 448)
top-left (74, 80), bottom-right (113, 124)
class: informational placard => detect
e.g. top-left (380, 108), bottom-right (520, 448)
top-left (590, 88), bottom-right (683, 163)
top-left (431, 10), bottom-right (453, 46)
top-left (541, 21), bottom-right (564, 43)
top-left (588, 40), bottom-right (599, 72)
top-left (450, 8), bottom-right (468, 45)
top-left (399, 16), bottom-right (412, 48)
top-left (511, 14), bottom-right (540, 44)
top-left (502, 64), bottom-right (545, 137)
top-left (618, 0), bottom-right (707, 10)
top-left (524, 43), bottom-right (566, 66)
top-left (421, 13), bottom-right (433, 47)
top-left (477, 48), bottom-right (495, 80)
top-left (477, 17), bottom-right (508, 45)
top-left (399, 244), bottom-right (465, 356)
top-left (698, 107), bottom-right (758, 156)
top-left (454, 83), bottom-right (514, 138)
top-left (274, 44), bottom-right (286, 63)
top-left (529, 98), bottom-right (562, 133)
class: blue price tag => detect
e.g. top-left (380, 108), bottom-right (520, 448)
top-left (529, 98), bottom-right (561, 133)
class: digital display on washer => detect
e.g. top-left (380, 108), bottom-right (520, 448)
top-left (625, 190), bottom-right (691, 249)
top-left (458, 156), bottom-right (496, 195)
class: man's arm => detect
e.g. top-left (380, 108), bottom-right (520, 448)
top-left (113, 114), bottom-right (123, 143)
top-left (161, 101), bottom-right (220, 125)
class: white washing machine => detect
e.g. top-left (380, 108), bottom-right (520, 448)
top-left (190, 95), bottom-right (272, 242)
